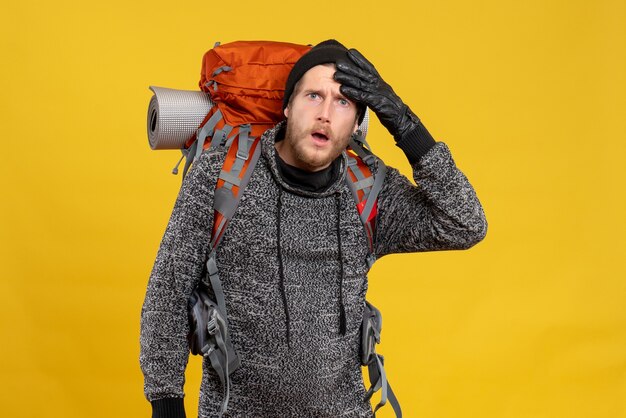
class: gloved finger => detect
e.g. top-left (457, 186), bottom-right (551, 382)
top-left (339, 85), bottom-right (370, 104)
top-left (336, 59), bottom-right (378, 84)
top-left (347, 48), bottom-right (380, 77)
top-left (334, 70), bottom-right (373, 91)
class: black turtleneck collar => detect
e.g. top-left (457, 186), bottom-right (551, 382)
top-left (274, 127), bottom-right (342, 193)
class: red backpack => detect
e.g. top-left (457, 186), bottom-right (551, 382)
top-left (177, 40), bottom-right (310, 177)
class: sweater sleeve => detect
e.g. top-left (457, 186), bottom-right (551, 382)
top-left (374, 140), bottom-right (487, 258)
top-left (139, 150), bottom-right (222, 414)
top-left (394, 121), bottom-right (437, 164)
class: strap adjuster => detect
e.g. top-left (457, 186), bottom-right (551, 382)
top-left (236, 148), bottom-right (249, 161)
top-left (206, 313), bottom-right (218, 335)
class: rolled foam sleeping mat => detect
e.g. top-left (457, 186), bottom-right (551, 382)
top-left (147, 86), bottom-right (214, 150)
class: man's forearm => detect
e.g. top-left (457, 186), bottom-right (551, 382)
top-left (375, 140), bottom-right (487, 257)
top-left (140, 152), bottom-right (218, 408)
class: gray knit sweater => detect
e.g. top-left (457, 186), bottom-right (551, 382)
top-left (140, 122), bottom-right (487, 418)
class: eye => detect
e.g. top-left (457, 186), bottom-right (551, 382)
top-left (338, 98), bottom-right (349, 107)
top-left (307, 92), bottom-right (320, 100)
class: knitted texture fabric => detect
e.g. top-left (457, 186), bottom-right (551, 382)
top-left (140, 122), bottom-right (487, 417)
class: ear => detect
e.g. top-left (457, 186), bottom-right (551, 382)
top-left (284, 106), bottom-right (289, 118)
top-left (352, 119), bottom-right (359, 134)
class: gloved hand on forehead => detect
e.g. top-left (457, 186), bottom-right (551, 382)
top-left (334, 49), bottom-right (421, 140)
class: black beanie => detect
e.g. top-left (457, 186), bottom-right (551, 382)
top-left (283, 39), bottom-right (365, 124)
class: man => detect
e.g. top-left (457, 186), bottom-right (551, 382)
top-left (140, 40), bottom-right (487, 418)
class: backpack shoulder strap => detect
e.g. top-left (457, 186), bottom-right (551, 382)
top-left (196, 128), bottom-right (261, 417)
top-left (210, 124), bottom-right (261, 250)
top-left (204, 125), bottom-right (261, 322)
top-left (345, 134), bottom-right (387, 267)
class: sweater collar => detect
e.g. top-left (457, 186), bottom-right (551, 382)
top-left (275, 150), bottom-right (341, 193)
top-left (261, 121), bottom-right (349, 197)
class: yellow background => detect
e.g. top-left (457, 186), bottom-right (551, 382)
top-left (1, 0), bottom-right (625, 417)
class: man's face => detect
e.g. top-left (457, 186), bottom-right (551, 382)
top-left (277, 64), bottom-right (359, 172)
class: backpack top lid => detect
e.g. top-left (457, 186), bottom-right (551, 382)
top-left (199, 41), bottom-right (312, 127)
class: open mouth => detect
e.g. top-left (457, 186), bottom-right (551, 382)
top-left (311, 131), bottom-right (329, 142)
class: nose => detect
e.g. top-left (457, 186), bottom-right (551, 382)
top-left (316, 98), bottom-right (332, 124)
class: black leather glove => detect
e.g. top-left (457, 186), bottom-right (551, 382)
top-left (335, 49), bottom-right (420, 140)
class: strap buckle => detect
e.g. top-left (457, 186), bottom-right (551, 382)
top-left (206, 311), bottom-right (218, 335)
top-left (236, 148), bottom-right (250, 161)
